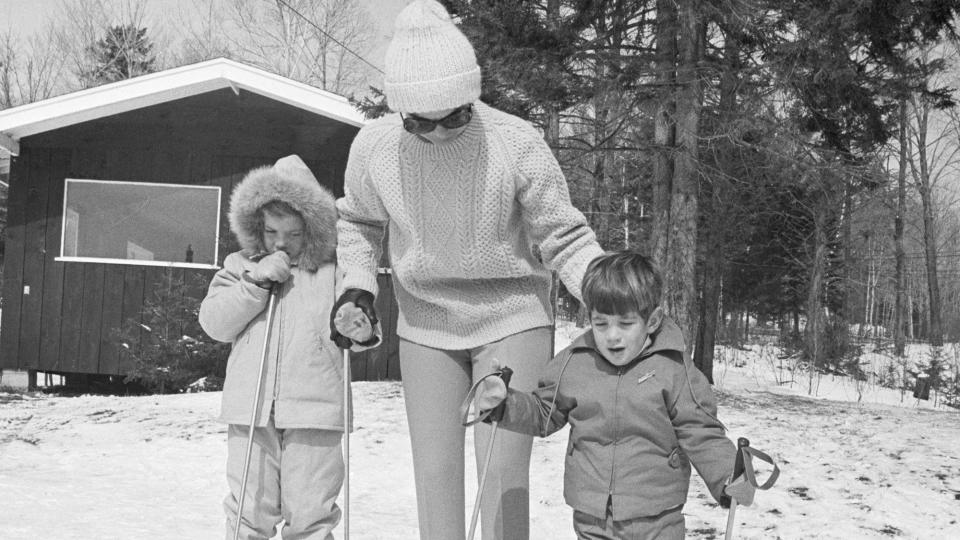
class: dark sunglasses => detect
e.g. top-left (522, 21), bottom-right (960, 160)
top-left (401, 104), bottom-right (473, 134)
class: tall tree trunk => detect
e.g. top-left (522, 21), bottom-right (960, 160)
top-left (805, 189), bottom-right (830, 369)
top-left (912, 104), bottom-right (944, 346)
top-left (545, 0), bottom-right (562, 355)
top-left (861, 252), bottom-right (870, 336)
top-left (893, 98), bottom-right (907, 356)
top-left (663, 0), bottom-right (702, 351)
top-left (840, 184), bottom-right (853, 331)
top-left (589, 9), bottom-right (612, 246)
top-left (651, 0), bottom-right (677, 269)
top-left (918, 180), bottom-right (943, 347)
top-left (621, 165), bottom-right (631, 247)
top-left (907, 292), bottom-right (914, 339)
top-left (543, 0), bottom-right (561, 149)
top-left (590, 119), bottom-right (613, 246)
top-left (694, 16), bottom-right (739, 380)
top-left (696, 217), bottom-right (722, 380)
top-left (730, 310), bottom-right (740, 347)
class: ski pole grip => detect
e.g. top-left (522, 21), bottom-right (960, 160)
top-left (487, 366), bottom-right (513, 423)
top-left (733, 437), bottom-right (750, 479)
top-left (500, 366), bottom-right (513, 389)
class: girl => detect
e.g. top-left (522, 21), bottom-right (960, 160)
top-left (200, 155), bottom-right (376, 540)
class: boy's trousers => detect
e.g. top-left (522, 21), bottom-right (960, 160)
top-left (399, 326), bottom-right (552, 540)
top-left (573, 504), bottom-right (685, 540)
top-left (224, 413), bottom-right (344, 540)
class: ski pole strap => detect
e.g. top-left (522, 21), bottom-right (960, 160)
top-left (460, 367), bottom-right (513, 427)
top-left (738, 443), bottom-right (780, 490)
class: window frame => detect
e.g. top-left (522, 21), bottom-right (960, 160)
top-left (56, 178), bottom-right (222, 270)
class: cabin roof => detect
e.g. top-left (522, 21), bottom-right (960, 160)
top-left (0, 58), bottom-right (367, 156)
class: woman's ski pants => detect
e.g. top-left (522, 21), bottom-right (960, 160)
top-left (399, 326), bottom-right (552, 540)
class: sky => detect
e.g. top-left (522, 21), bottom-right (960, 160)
top-left (0, 0), bottom-right (410, 73)
top-left (1, 322), bottom-right (959, 539)
top-left (0, 0), bottom-right (56, 33)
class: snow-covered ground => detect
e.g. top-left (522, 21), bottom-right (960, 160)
top-left (2, 323), bottom-right (959, 539)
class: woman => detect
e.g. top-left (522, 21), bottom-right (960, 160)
top-left (330, 2), bottom-right (604, 538)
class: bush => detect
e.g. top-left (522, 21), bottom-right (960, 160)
top-left (113, 269), bottom-right (228, 394)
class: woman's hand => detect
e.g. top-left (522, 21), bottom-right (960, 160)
top-left (330, 289), bottom-right (379, 348)
top-left (334, 304), bottom-right (374, 343)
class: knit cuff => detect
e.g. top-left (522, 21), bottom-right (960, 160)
top-left (340, 271), bottom-right (379, 299)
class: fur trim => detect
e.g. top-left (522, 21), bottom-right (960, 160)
top-left (228, 156), bottom-right (337, 272)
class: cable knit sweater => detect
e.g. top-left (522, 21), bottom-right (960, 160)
top-left (337, 101), bottom-right (604, 349)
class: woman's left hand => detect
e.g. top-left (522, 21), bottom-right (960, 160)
top-left (334, 304), bottom-right (374, 343)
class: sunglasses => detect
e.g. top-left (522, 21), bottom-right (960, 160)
top-left (401, 104), bottom-right (473, 134)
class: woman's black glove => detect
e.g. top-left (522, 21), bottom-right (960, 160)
top-left (330, 288), bottom-right (379, 348)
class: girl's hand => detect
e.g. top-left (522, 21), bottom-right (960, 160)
top-left (251, 251), bottom-right (292, 284)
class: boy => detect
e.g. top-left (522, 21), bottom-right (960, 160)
top-left (199, 155), bottom-right (377, 540)
top-left (474, 251), bottom-right (753, 539)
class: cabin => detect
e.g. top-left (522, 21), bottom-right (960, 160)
top-left (0, 58), bottom-right (400, 390)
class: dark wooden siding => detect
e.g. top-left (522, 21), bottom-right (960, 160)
top-left (351, 273), bottom-right (401, 381)
top-left (0, 88), bottom-right (401, 382)
top-left (0, 147), bottom-right (28, 374)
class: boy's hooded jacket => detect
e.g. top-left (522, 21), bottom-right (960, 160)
top-left (497, 316), bottom-right (736, 521)
top-left (200, 155), bottom-right (368, 430)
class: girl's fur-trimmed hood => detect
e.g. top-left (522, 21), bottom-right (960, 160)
top-left (228, 155), bottom-right (337, 272)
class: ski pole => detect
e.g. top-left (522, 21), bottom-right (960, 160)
top-left (724, 437), bottom-right (750, 540)
top-left (342, 347), bottom-right (351, 540)
top-left (467, 366), bottom-right (513, 540)
top-left (233, 285), bottom-right (279, 540)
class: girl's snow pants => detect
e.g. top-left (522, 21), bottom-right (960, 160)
top-left (399, 326), bottom-right (552, 540)
top-left (224, 413), bottom-right (344, 540)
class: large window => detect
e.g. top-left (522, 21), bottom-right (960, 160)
top-left (59, 179), bottom-right (221, 268)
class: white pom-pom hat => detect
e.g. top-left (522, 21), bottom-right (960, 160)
top-left (383, 0), bottom-right (482, 113)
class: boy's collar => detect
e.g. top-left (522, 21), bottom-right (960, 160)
top-left (569, 329), bottom-right (595, 351)
top-left (569, 316), bottom-right (686, 361)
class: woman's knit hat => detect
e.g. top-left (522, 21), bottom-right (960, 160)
top-left (383, 0), bottom-right (481, 113)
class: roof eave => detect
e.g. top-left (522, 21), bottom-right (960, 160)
top-left (0, 58), bottom-right (367, 153)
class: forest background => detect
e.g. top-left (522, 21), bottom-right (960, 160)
top-left (3, 0), bottom-right (960, 403)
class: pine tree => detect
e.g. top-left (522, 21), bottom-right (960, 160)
top-left (349, 86), bottom-right (390, 119)
top-left (759, 0), bottom-right (960, 366)
top-left (114, 270), bottom-right (229, 394)
top-left (80, 24), bottom-right (156, 87)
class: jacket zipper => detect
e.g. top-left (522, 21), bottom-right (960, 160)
top-left (609, 366), bottom-right (625, 500)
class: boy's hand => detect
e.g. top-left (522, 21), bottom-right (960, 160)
top-left (334, 304), bottom-right (374, 343)
top-left (250, 251), bottom-right (292, 284)
top-left (724, 474), bottom-right (756, 507)
top-left (459, 365), bottom-right (513, 427)
top-left (475, 375), bottom-right (507, 412)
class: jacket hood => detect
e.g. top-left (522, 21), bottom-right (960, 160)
top-left (228, 155), bottom-right (337, 272)
top-left (570, 315), bottom-right (686, 365)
